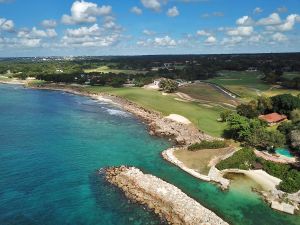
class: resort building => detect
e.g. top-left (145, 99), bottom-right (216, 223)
top-left (259, 113), bottom-right (287, 126)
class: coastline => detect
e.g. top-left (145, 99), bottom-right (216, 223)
top-left (1, 80), bottom-right (299, 216)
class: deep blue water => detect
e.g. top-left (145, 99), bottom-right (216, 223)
top-left (0, 84), bottom-right (299, 225)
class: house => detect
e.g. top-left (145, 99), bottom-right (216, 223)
top-left (258, 113), bottom-right (287, 126)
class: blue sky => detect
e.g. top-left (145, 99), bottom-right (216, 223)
top-left (0, 0), bottom-right (300, 56)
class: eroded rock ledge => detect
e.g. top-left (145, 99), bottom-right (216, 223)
top-left (105, 166), bottom-right (229, 225)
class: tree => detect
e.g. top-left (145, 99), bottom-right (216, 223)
top-left (220, 110), bottom-right (233, 122)
top-left (236, 101), bottom-right (259, 118)
top-left (245, 129), bottom-right (286, 150)
top-left (290, 130), bottom-right (300, 150)
top-left (257, 96), bottom-right (273, 114)
top-left (271, 94), bottom-right (300, 115)
top-left (159, 79), bottom-right (179, 93)
top-left (290, 109), bottom-right (300, 124)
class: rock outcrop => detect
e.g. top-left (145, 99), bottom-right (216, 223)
top-left (105, 166), bottom-right (229, 225)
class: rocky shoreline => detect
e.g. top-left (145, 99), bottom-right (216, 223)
top-left (105, 166), bottom-right (229, 225)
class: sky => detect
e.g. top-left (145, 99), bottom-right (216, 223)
top-left (0, 0), bottom-right (300, 56)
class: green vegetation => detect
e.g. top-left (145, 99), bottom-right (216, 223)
top-left (159, 79), bottom-right (178, 93)
top-left (179, 83), bottom-right (238, 107)
top-left (82, 86), bottom-right (226, 137)
top-left (188, 140), bottom-right (228, 151)
top-left (84, 66), bottom-right (147, 75)
top-left (216, 148), bottom-right (300, 193)
top-left (216, 148), bottom-right (256, 170)
top-left (208, 71), bottom-right (300, 100)
top-left (208, 71), bottom-right (270, 99)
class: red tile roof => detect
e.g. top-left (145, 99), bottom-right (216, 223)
top-left (259, 113), bottom-right (287, 123)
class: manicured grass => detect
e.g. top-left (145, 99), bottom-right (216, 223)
top-left (179, 83), bottom-right (239, 107)
top-left (174, 147), bottom-right (234, 174)
top-left (83, 86), bottom-right (226, 137)
top-left (208, 71), bottom-right (300, 100)
top-left (208, 71), bottom-right (270, 100)
top-left (84, 66), bottom-right (147, 75)
top-left (282, 72), bottom-right (300, 80)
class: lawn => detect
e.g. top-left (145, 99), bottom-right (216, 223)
top-left (282, 72), bottom-right (300, 80)
top-left (83, 86), bottom-right (226, 137)
top-left (208, 71), bottom-right (270, 100)
top-left (179, 83), bottom-right (239, 107)
top-left (208, 71), bottom-right (300, 100)
top-left (174, 147), bottom-right (234, 175)
top-left (84, 66), bottom-right (147, 75)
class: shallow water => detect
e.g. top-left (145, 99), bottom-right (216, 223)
top-left (0, 84), bottom-right (299, 225)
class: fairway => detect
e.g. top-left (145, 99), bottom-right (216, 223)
top-left (84, 66), bottom-right (147, 75)
top-left (208, 71), bottom-right (300, 100)
top-left (179, 83), bottom-right (239, 107)
top-left (83, 86), bottom-right (226, 137)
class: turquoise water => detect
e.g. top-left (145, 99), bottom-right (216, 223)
top-left (275, 148), bottom-right (294, 158)
top-left (0, 84), bottom-right (299, 225)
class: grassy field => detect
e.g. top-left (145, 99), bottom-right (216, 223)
top-left (179, 83), bottom-right (239, 107)
top-left (208, 71), bottom-right (300, 100)
top-left (282, 72), bottom-right (300, 80)
top-left (174, 147), bottom-right (234, 175)
top-left (83, 86), bottom-right (226, 137)
top-left (84, 66), bottom-right (147, 75)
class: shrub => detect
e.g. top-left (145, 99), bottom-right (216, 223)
top-left (188, 140), bottom-right (228, 151)
top-left (216, 148), bottom-right (256, 170)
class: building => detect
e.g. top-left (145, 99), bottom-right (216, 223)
top-left (258, 113), bottom-right (287, 126)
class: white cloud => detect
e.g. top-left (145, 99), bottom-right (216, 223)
top-left (227, 26), bottom-right (253, 36)
top-left (61, 0), bottom-right (112, 25)
top-left (272, 32), bottom-right (287, 42)
top-left (141, 0), bottom-right (162, 12)
top-left (257, 13), bottom-right (281, 26)
top-left (154, 36), bottom-right (176, 46)
top-left (0, 18), bottom-right (14, 32)
top-left (18, 27), bottom-right (57, 39)
top-left (167, 6), bottom-right (179, 17)
top-left (253, 7), bottom-right (263, 15)
top-left (277, 14), bottom-right (300, 31)
top-left (62, 23), bottom-right (121, 48)
top-left (221, 36), bottom-right (243, 46)
top-left (196, 30), bottom-right (211, 36)
top-left (138, 35), bottom-right (177, 47)
top-left (41, 19), bottom-right (57, 28)
top-left (236, 16), bottom-right (254, 26)
top-left (249, 34), bottom-right (263, 43)
top-left (143, 29), bottom-right (155, 35)
top-left (131, 6), bottom-right (143, 15)
top-left (205, 36), bottom-right (217, 44)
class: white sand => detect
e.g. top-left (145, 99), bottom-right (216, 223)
top-left (223, 169), bottom-right (282, 191)
top-left (165, 114), bottom-right (191, 125)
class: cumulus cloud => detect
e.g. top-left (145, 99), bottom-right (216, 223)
top-left (154, 36), bottom-right (176, 46)
top-left (61, 0), bottom-right (112, 25)
top-left (141, 0), bottom-right (162, 12)
top-left (272, 32), bottom-right (288, 42)
top-left (196, 30), bottom-right (211, 36)
top-left (143, 29), bottom-right (155, 35)
top-left (257, 13), bottom-right (281, 26)
top-left (41, 19), bottom-right (57, 28)
top-left (138, 35), bottom-right (177, 47)
top-left (221, 36), bottom-right (243, 46)
top-left (131, 6), bottom-right (143, 15)
top-left (0, 18), bottom-right (14, 32)
top-left (253, 7), bottom-right (263, 15)
top-left (205, 36), bottom-right (217, 45)
top-left (236, 16), bottom-right (254, 26)
top-left (167, 6), bottom-right (179, 17)
top-left (62, 22), bottom-right (122, 48)
top-left (227, 26), bottom-right (254, 36)
top-left (18, 27), bottom-right (57, 39)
